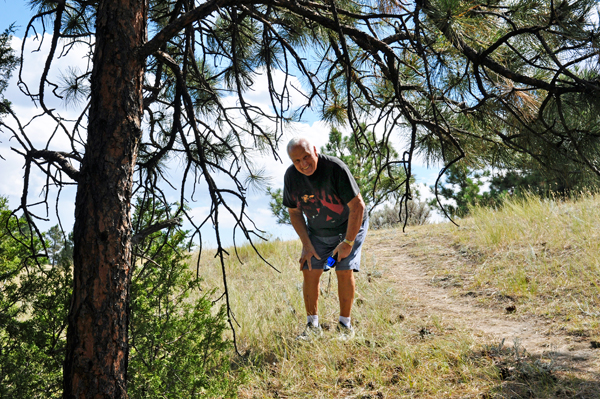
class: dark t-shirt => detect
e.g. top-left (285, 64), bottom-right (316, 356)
top-left (283, 154), bottom-right (363, 237)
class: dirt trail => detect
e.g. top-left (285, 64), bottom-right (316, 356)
top-left (368, 239), bottom-right (599, 380)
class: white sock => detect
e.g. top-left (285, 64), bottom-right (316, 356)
top-left (339, 316), bottom-right (351, 327)
top-left (307, 315), bottom-right (319, 327)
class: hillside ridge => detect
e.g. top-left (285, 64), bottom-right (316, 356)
top-left (364, 227), bottom-right (599, 385)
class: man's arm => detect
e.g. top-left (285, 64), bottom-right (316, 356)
top-left (288, 207), bottom-right (321, 271)
top-left (333, 193), bottom-right (365, 261)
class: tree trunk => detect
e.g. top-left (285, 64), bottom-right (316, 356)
top-left (63, 1), bottom-right (146, 397)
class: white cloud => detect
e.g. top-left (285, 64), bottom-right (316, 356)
top-left (186, 205), bottom-right (211, 222)
top-left (7, 34), bottom-right (92, 111)
top-left (0, 147), bottom-right (25, 197)
top-left (236, 67), bottom-right (308, 112)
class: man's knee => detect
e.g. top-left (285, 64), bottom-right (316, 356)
top-left (303, 269), bottom-right (323, 283)
top-left (336, 269), bottom-right (355, 283)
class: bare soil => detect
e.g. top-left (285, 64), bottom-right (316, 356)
top-left (364, 228), bottom-right (600, 391)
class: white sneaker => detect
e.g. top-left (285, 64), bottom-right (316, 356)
top-left (296, 323), bottom-right (323, 341)
top-left (336, 321), bottom-right (355, 341)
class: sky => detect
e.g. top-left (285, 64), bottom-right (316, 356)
top-left (0, 1), bottom-right (29, 36)
top-left (0, 2), bottom-right (446, 249)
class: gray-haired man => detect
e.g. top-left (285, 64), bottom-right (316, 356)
top-left (283, 137), bottom-right (368, 339)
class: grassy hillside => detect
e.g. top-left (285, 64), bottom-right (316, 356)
top-left (194, 193), bottom-right (600, 398)
top-left (419, 193), bottom-right (600, 337)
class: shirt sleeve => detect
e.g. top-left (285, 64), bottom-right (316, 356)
top-left (282, 168), bottom-right (296, 208)
top-left (333, 159), bottom-right (360, 204)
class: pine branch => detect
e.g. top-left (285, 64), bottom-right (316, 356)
top-left (29, 149), bottom-right (81, 182)
top-left (131, 218), bottom-right (183, 246)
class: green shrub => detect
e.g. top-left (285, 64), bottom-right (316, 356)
top-left (0, 198), bottom-right (69, 398)
top-left (0, 197), bottom-right (239, 398)
top-left (128, 226), bottom-right (238, 398)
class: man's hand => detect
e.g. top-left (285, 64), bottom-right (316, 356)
top-left (333, 193), bottom-right (364, 262)
top-left (300, 243), bottom-right (321, 271)
top-left (333, 240), bottom-right (353, 262)
top-left (288, 207), bottom-right (322, 271)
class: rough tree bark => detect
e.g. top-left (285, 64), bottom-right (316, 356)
top-left (63, 1), bottom-right (147, 397)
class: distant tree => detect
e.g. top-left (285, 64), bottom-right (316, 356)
top-left (321, 126), bottom-right (407, 212)
top-left (370, 197), bottom-right (431, 229)
top-left (56, 231), bottom-right (74, 268)
top-left (430, 161), bottom-right (596, 219)
top-left (266, 187), bottom-right (290, 225)
top-left (46, 225), bottom-right (64, 266)
top-left (430, 164), bottom-right (492, 218)
top-left (434, 160), bottom-right (600, 219)
top-left (487, 169), bottom-right (563, 199)
top-left (0, 27), bottom-right (18, 118)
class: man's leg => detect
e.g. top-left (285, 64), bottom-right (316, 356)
top-left (302, 269), bottom-right (323, 316)
top-left (336, 269), bottom-right (355, 318)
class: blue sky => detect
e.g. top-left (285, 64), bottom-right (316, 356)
top-left (0, 0), bottom-right (30, 35)
top-left (0, 2), bottom-right (446, 249)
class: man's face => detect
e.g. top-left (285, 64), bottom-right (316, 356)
top-left (289, 144), bottom-right (318, 176)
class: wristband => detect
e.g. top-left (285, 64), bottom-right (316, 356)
top-left (343, 238), bottom-right (354, 247)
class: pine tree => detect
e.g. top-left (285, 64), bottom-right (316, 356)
top-left (0, 27), bottom-right (18, 117)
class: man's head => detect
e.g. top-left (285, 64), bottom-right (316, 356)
top-left (287, 137), bottom-right (318, 176)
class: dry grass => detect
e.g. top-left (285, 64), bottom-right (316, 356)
top-left (392, 194), bottom-right (600, 337)
top-left (450, 193), bottom-right (600, 337)
top-left (191, 245), bottom-right (499, 398)
top-left (190, 192), bottom-right (600, 398)
top-left (192, 243), bottom-right (499, 398)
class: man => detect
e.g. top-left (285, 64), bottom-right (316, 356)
top-left (283, 137), bottom-right (368, 339)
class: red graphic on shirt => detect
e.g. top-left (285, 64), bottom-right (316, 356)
top-left (320, 191), bottom-right (344, 215)
top-left (296, 189), bottom-right (345, 225)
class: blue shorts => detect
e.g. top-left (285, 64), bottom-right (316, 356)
top-left (302, 218), bottom-right (369, 272)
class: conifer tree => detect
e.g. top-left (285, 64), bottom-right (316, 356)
top-left (0, 27), bottom-right (18, 118)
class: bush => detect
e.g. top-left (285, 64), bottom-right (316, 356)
top-left (369, 199), bottom-right (431, 229)
top-left (128, 228), bottom-right (238, 398)
top-left (0, 197), bottom-right (239, 398)
top-left (0, 199), bottom-right (70, 398)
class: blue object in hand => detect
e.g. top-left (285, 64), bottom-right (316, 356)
top-left (324, 253), bottom-right (338, 271)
